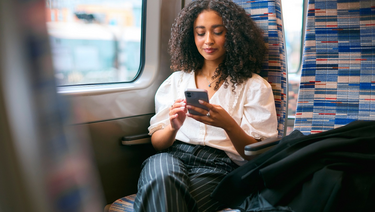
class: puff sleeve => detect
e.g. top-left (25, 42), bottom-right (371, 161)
top-left (240, 76), bottom-right (278, 141)
top-left (148, 72), bottom-right (182, 135)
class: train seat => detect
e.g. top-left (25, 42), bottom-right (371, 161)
top-left (208, 2), bottom-right (375, 211)
top-left (294, 0), bottom-right (375, 134)
top-left (105, 0), bottom-right (287, 211)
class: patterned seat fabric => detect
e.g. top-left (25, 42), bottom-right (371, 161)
top-left (108, 0), bottom-right (286, 211)
top-left (233, 0), bottom-right (287, 137)
top-left (294, 0), bottom-right (375, 134)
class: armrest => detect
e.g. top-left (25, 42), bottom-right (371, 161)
top-left (244, 137), bottom-right (280, 156)
top-left (121, 134), bottom-right (151, 145)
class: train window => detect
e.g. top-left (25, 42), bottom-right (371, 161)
top-left (281, 0), bottom-right (305, 130)
top-left (45, 0), bottom-right (144, 86)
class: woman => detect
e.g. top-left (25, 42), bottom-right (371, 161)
top-left (134, 0), bottom-right (278, 211)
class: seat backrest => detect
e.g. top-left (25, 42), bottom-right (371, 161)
top-left (233, 0), bottom-right (288, 137)
top-left (294, 0), bottom-right (375, 134)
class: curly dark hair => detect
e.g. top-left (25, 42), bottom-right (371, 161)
top-left (168, 0), bottom-right (267, 90)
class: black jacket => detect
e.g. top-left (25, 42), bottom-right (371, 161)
top-left (212, 121), bottom-right (375, 212)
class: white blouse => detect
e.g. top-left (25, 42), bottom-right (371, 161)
top-left (148, 71), bottom-right (278, 165)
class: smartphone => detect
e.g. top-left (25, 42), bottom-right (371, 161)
top-left (184, 88), bottom-right (209, 116)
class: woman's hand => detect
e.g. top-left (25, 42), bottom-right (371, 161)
top-left (151, 99), bottom-right (186, 151)
top-left (186, 100), bottom-right (235, 131)
top-left (169, 99), bottom-right (187, 131)
top-left (187, 100), bottom-right (258, 160)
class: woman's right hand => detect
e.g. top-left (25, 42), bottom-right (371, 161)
top-left (169, 99), bottom-right (187, 131)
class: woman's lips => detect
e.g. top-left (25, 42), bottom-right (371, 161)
top-left (203, 48), bottom-right (217, 54)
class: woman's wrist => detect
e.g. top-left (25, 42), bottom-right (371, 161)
top-left (151, 125), bottom-right (177, 151)
top-left (222, 117), bottom-right (238, 133)
top-left (168, 123), bottom-right (179, 134)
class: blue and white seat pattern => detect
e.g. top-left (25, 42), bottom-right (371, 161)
top-left (294, 0), bottom-right (375, 134)
top-left (233, 0), bottom-right (287, 137)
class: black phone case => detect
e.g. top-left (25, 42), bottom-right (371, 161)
top-left (185, 90), bottom-right (209, 116)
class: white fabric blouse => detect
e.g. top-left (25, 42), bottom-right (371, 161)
top-left (148, 71), bottom-right (278, 165)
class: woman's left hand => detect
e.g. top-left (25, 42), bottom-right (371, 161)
top-left (186, 100), bottom-right (235, 130)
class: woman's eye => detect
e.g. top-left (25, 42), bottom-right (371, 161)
top-left (214, 31), bottom-right (223, 35)
top-left (197, 32), bottom-right (205, 36)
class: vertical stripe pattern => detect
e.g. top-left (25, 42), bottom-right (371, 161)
top-left (133, 142), bottom-right (238, 212)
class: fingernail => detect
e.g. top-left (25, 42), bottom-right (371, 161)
top-left (198, 100), bottom-right (203, 104)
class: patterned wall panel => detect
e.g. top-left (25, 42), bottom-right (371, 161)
top-left (294, 0), bottom-right (375, 134)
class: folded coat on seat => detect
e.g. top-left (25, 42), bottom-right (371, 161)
top-left (212, 120), bottom-right (375, 212)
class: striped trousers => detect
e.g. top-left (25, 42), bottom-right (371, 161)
top-left (133, 141), bottom-right (239, 212)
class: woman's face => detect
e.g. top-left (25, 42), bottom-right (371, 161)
top-left (193, 10), bottom-right (227, 65)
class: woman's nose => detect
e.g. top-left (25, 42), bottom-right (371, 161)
top-left (205, 33), bottom-right (214, 45)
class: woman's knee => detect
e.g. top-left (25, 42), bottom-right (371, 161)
top-left (139, 153), bottom-right (186, 184)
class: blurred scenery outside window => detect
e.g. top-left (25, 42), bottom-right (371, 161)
top-left (45, 0), bottom-right (143, 86)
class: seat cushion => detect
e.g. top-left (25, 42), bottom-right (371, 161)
top-left (108, 194), bottom-right (241, 212)
top-left (108, 194), bottom-right (136, 212)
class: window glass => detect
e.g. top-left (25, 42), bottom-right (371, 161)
top-left (282, 0), bottom-right (303, 74)
top-left (281, 0), bottom-right (304, 134)
top-left (45, 0), bottom-right (143, 86)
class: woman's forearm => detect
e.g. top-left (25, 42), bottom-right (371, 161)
top-left (224, 119), bottom-right (258, 160)
top-left (151, 124), bottom-right (178, 151)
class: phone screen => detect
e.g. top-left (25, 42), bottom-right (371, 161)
top-left (184, 89), bottom-right (209, 116)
